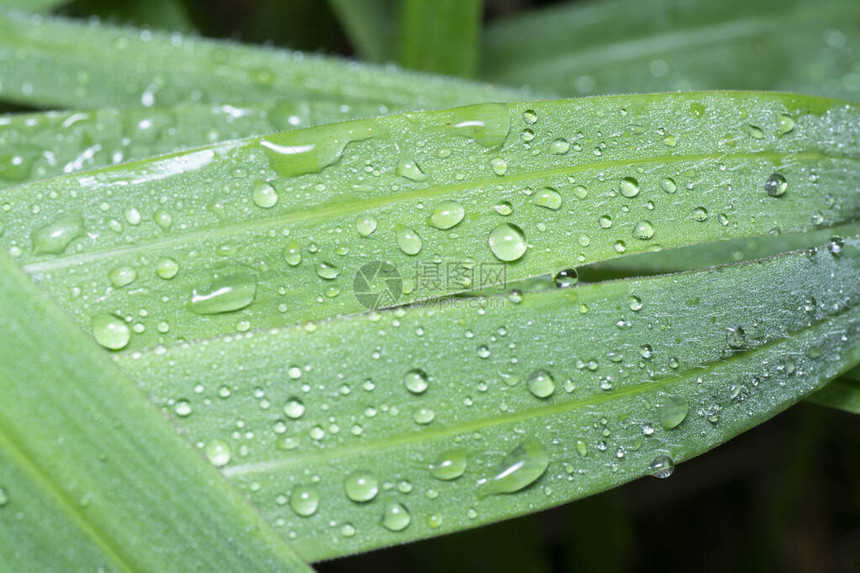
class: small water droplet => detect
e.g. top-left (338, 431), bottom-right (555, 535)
top-left (553, 269), bottom-right (578, 288)
top-left (252, 182), bottom-right (279, 208)
top-left (691, 207), bottom-right (708, 222)
top-left (488, 223), bottom-right (527, 262)
top-left (490, 157), bottom-right (508, 176)
top-left (0, 487), bottom-right (8, 507)
top-left (632, 220), bottom-right (654, 240)
top-left (522, 109), bottom-right (538, 124)
top-left (284, 397), bottom-right (306, 419)
top-left (778, 115), bottom-right (796, 135)
top-left (289, 484), bottom-right (320, 517)
top-left (493, 201), bottom-right (513, 216)
top-left (660, 177), bottom-right (677, 194)
top-left (429, 201), bottom-right (465, 229)
top-left (174, 400), bottom-right (192, 417)
top-left (413, 407), bottom-right (436, 424)
top-left (619, 177), bottom-right (640, 198)
top-left (395, 225), bottom-right (423, 255)
top-left (447, 103), bottom-right (511, 148)
top-left (726, 325), bottom-right (746, 348)
top-left (404, 369), bottom-right (429, 394)
top-left (355, 215), bottom-right (378, 236)
top-left (746, 125), bottom-right (764, 139)
top-left (92, 313), bottom-right (130, 350)
top-left (316, 261), bottom-right (339, 280)
top-left (283, 241), bottom-right (302, 266)
top-left (527, 369), bottom-right (555, 398)
top-left (549, 139), bottom-right (570, 154)
top-left (156, 257), bottom-right (179, 279)
top-left (381, 502), bottom-right (411, 531)
top-left (397, 159), bottom-right (427, 182)
top-left (656, 394), bottom-right (689, 429)
top-left (430, 449), bottom-right (467, 480)
top-left (477, 438), bottom-right (548, 496)
top-left (764, 173), bottom-right (788, 197)
top-left (533, 187), bottom-right (562, 210)
top-left (187, 272), bottom-right (257, 314)
top-left (109, 266), bottom-right (137, 288)
top-left (344, 471), bottom-right (379, 502)
top-left (205, 439), bottom-right (231, 467)
top-left (648, 455), bottom-right (675, 478)
top-left (575, 439), bottom-right (588, 457)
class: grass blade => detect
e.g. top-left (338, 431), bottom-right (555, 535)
top-left (328, 0), bottom-right (397, 63)
top-left (482, 0), bottom-right (860, 101)
top-left (0, 99), bottom-right (388, 188)
top-left (397, 0), bottom-right (482, 78)
top-left (1, 92), bottom-right (856, 351)
top-left (0, 9), bottom-right (523, 110)
top-left (808, 377), bottom-right (860, 414)
top-left (0, 250), bottom-right (312, 572)
top-left (115, 238), bottom-right (860, 560)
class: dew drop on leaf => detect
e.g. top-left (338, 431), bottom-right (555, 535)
top-left (344, 471), bottom-right (379, 502)
top-left (109, 266), bottom-right (137, 288)
top-left (429, 449), bottom-right (467, 480)
top-left (553, 268), bottom-right (578, 288)
top-left (403, 369), bottom-right (429, 394)
top-left (764, 173), bottom-right (788, 197)
top-left (205, 439), bottom-right (231, 467)
top-left (31, 217), bottom-right (84, 255)
top-left (283, 241), bottom-right (302, 266)
top-left (488, 223), bottom-right (527, 262)
top-left (619, 176), bottom-right (640, 198)
top-left (289, 484), bottom-right (320, 517)
top-left (395, 225), bottom-right (423, 255)
top-left (252, 182), bottom-right (279, 208)
top-left (187, 272), bottom-right (257, 314)
top-left (316, 261), bottom-right (339, 280)
top-left (656, 393), bottom-right (689, 430)
top-left (92, 313), bottom-right (130, 350)
top-left (283, 397), bottom-right (306, 419)
top-left (156, 257), bottom-right (179, 279)
top-left (533, 187), bottom-right (562, 210)
top-left (381, 502), bottom-right (411, 531)
top-left (429, 201), bottom-right (465, 229)
top-left (632, 220), bottom-right (655, 240)
top-left (477, 438), bottom-right (549, 496)
top-left (355, 215), bottom-right (378, 236)
top-left (527, 369), bottom-right (556, 398)
top-left (648, 455), bottom-right (675, 478)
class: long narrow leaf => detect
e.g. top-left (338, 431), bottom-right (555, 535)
top-left (328, 0), bottom-right (397, 63)
top-left (1, 93), bottom-right (856, 351)
top-left (116, 238), bottom-right (860, 560)
top-left (397, 0), bottom-right (483, 78)
top-left (0, 251), bottom-right (312, 571)
top-left (482, 0), bottom-right (860, 101)
top-left (0, 9), bottom-right (523, 110)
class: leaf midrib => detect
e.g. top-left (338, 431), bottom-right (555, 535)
top-left (23, 149), bottom-right (858, 274)
top-left (220, 300), bottom-right (860, 478)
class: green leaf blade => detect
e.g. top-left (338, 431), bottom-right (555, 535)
top-left (0, 251), bottom-right (312, 572)
top-left (397, 0), bottom-right (483, 78)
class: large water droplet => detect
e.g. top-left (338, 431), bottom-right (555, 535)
top-left (632, 220), bottom-right (655, 240)
top-left (527, 369), bottom-right (556, 398)
top-left (445, 103), bottom-right (511, 148)
top-left (764, 173), bottom-right (787, 197)
top-left (316, 261), bottom-right (339, 280)
top-left (619, 177), bottom-right (640, 198)
top-left (252, 182), bottom-right (279, 208)
top-left (205, 439), bottom-right (231, 467)
top-left (156, 257), bottom-right (179, 279)
top-left (488, 223), bottom-right (527, 262)
top-left (355, 215), bottom-right (378, 236)
top-left (430, 449), bottom-right (467, 480)
top-left (187, 272), bottom-right (257, 314)
top-left (381, 502), bottom-right (411, 531)
top-left (395, 225), bottom-right (422, 255)
top-left (648, 455), bottom-right (675, 478)
top-left (553, 268), bottom-right (578, 288)
top-left (290, 484), bottom-right (320, 517)
top-left (260, 124), bottom-right (375, 177)
top-left (344, 471), bottom-right (379, 502)
top-left (404, 369), bottom-right (429, 394)
top-left (533, 187), bottom-right (562, 210)
top-left (283, 241), bottom-right (302, 266)
top-left (477, 438), bottom-right (548, 496)
top-left (430, 201), bottom-right (465, 229)
top-left (31, 217), bottom-right (84, 255)
top-left (656, 394), bottom-right (689, 429)
top-left (92, 313), bottom-right (130, 350)
top-left (283, 397), bottom-right (306, 419)
top-left (109, 266), bottom-right (137, 288)
top-left (396, 159), bottom-right (427, 182)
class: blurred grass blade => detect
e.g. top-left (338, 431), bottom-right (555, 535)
top-left (64, 0), bottom-right (195, 33)
top-left (0, 0), bottom-right (66, 11)
top-left (1, 92), bottom-right (857, 351)
top-left (0, 9), bottom-right (523, 110)
top-left (0, 99), bottom-right (388, 188)
top-left (328, 0), bottom-right (397, 63)
top-left (0, 251), bottom-right (312, 572)
top-left (397, 0), bottom-right (482, 77)
top-left (809, 376), bottom-right (860, 414)
top-left (116, 238), bottom-right (860, 559)
top-left (482, 0), bottom-right (860, 101)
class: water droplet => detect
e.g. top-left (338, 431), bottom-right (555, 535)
top-left (778, 115), bottom-right (796, 135)
top-left (316, 261), bottom-right (339, 280)
top-left (109, 266), bottom-right (137, 288)
top-left (691, 207), bottom-right (708, 222)
top-left (381, 502), bottom-right (411, 531)
top-left (404, 369), bottom-right (429, 394)
top-left (726, 325), bottom-right (746, 348)
top-left (575, 439), bottom-right (588, 457)
top-left (283, 241), bottom-right (302, 266)
top-left (187, 272), bottom-right (257, 314)
top-left (632, 220), bottom-right (654, 240)
top-left (573, 185), bottom-right (588, 199)
top-left (261, 126), bottom-right (370, 177)
top-left (619, 177), bottom-right (640, 198)
top-left (446, 103), bottom-right (511, 148)
top-left (493, 201), bottom-right (513, 216)
top-left (656, 394), bottom-right (689, 429)
top-left (205, 439), bottom-right (231, 467)
top-left (153, 210), bottom-right (173, 230)
top-left (31, 217), bottom-right (84, 255)
top-left (284, 397), bottom-right (306, 419)
top-left (355, 215), bottom-right (378, 236)
top-left (490, 157), bottom-right (508, 176)
top-left (522, 109), bottom-right (538, 124)
top-left (599, 215), bottom-right (613, 229)
top-left (764, 173), bottom-right (788, 197)
top-left (488, 223), bottom-right (527, 262)
top-left (92, 313), bottom-right (130, 350)
top-left (553, 269), bottom-right (578, 288)
top-left (174, 400), bottom-right (192, 417)
top-left (156, 257), bottom-right (179, 279)
top-left (289, 484), bottom-right (320, 517)
top-left (344, 471), bottom-right (379, 502)
top-left (648, 455), bottom-right (675, 478)
top-left (549, 139), bottom-right (570, 154)
top-left (430, 449), bottom-right (467, 480)
top-left (430, 201), bottom-right (465, 229)
top-left (660, 177), bottom-right (677, 194)
top-left (629, 296), bottom-right (643, 311)
top-left (252, 182), bottom-right (279, 208)
top-left (413, 408), bottom-right (435, 424)
top-left (0, 487), bottom-right (8, 507)
top-left (395, 225), bottom-right (422, 255)
top-left (477, 438), bottom-right (549, 496)
top-left (527, 369), bottom-right (555, 398)
top-left (397, 159), bottom-right (427, 182)
top-left (533, 187), bottom-right (562, 210)
top-left (746, 125), bottom-right (764, 139)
